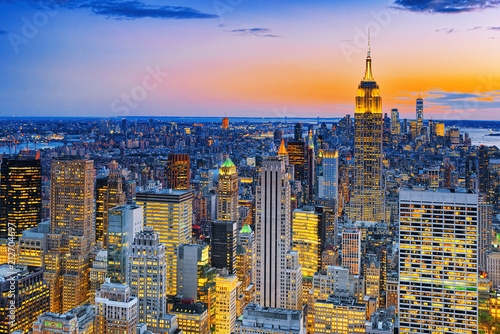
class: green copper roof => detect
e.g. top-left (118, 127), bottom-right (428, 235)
top-left (240, 224), bottom-right (252, 234)
top-left (222, 158), bottom-right (235, 168)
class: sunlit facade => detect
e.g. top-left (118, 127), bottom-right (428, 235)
top-left (349, 47), bottom-right (384, 223)
top-left (399, 189), bottom-right (479, 334)
top-left (217, 158), bottom-right (239, 222)
top-left (215, 274), bottom-right (240, 334)
top-left (313, 294), bottom-right (366, 334)
top-left (136, 189), bottom-right (193, 296)
top-left (292, 208), bottom-right (322, 279)
top-left (45, 157), bottom-right (94, 313)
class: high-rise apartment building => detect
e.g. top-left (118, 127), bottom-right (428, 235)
top-left (45, 156), bottom-right (95, 313)
top-left (136, 189), bottom-right (193, 296)
top-left (211, 220), bottom-right (237, 274)
top-left (255, 157), bottom-right (291, 308)
top-left (399, 189), bottom-right (479, 334)
top-left (350, 45), bottom-right (384, 223)
top-left (95, 173), bottom-right (126, 248)
top-left (342, 226), bottom-right (361, 275)
top-left (0, 157), bottom-right (41, 240)
top-left (167, 153), bottom-right (191, 190)
top-left (217, 158), bottom-right (239, 222)
top-left (127, 227), bottom-right (167, 331)
top-left (107, 204), bottom-right (143, 283)
top-left (95, 280), bottom-right (138, 334)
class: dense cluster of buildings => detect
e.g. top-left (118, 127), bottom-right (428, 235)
top-left (0, 46), bottom-right (499, 334)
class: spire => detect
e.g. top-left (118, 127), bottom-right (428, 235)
top-left (308, 130), bottom-right (314, 149)
top-left (278, 139), bottom-right (287, 155)
top-left (364, 31), bottom-right (373, 81)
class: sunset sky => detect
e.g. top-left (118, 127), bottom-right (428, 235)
top-left (1, 0), bottom-right (499, 119)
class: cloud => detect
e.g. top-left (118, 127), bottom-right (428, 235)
top-left (23, 0), bottom-right (218, 20)
top-left (392, 0), bottom-right (500, 13)
top-left (488, 26), bottom-right (500, 30)
top-left (229, 28), bottom-right (280, 37)
top-left (435, 28), bottom-right (455, 34)
top-left (468, 26), bottom-right (483, 30)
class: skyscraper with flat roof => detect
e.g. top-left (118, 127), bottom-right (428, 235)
top-left (399, 188), bottom-right (478, 334)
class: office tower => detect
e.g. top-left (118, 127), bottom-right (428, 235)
top-left (399, 189), bottom-right (479, 334)
top-left (292, 208), bottom-right (325, 279)
top-left (0, 239), bottom-right (17, 265)
top-left (95, 173), bottom-right (126, 248)
top-left (428, 167), bottom-right (440, 188)
top-left (390, 108), bottom-right (400, 136)
top-left (322, 150), bottom-right (338, 200)
top-left (0, 265), bottom-right (49, 334)
top-left (0, 157), bottom-right (41, 240)
top-left (177, 243), bottom-right (217, 329)
top-left (364, 254), bottom-right (381, 306)
top-left (128, 227), bottom-right (168, 331)
top-left (487, 251), bottom-right (500, 288)
top-left (167, 153), bottom-right (191, 190)
top-left (18, 222), bottom-right (48, 267)
top-left (465, 156), bottom-right (477, 190)
top-left (479, 145), bottom-right (490, 199)
top-left (45, 157), bottom-right (94, 313)
top-left (89, 249), bottom-right (107, 304)
top-left (288, 141), bottom-right (306, 182)
top-left (238, 224), bottom-right (256, 284)
top-left (170, 300), bottom-right (210, 334)
top-left (478, 196), bottom-right (492, 270)
top-left (294, 123), bottom-right (303, 142)
top-left (215, 273), bottom-right (240, 334)
top-left (255, 157), bottom-right (291, 308)
top-left (212, 220), bottom-right (237, 274)
top-left (200, 169), bottom-right (214, 194)
top-left (342, 226), bottom-right (361, 275)
top-left (95, 280), bottom-right (138, 334)
top-left (222, 117), bottom-right (229, 130)
top-left (350, 44), bottom-right (384, 223)
top-left (416, 96), bottom-right (424, 136)
top-left (236, 245), bottom-right (254, 313)
top-left (235, 303), bottom-right (305, 334)
top-left (284, 250), bottom-right (303, 310)
top-left (306, 131), bottom-right (315, 203)
top-left (107, 204), bottom-right (143, 283)
top-left (217, 158), bottom-right (239, 222)
top-left (307, 266), bottom-right (349, 332)
top-left (274, 129), bottom-right (283, 142)
top-left (313, 293), bottom-right (366, 334)
top-left (315, 198), bottom-right (338, 245)
top-left (136, 189), bottom-right (193, 296)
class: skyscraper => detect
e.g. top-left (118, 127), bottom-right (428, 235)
top-left (238, 224), bottom-right (256, 284)
top-left (211, 220), bottom-right (237, 274)
top-left (128, 227), bottom-right (167, 331)
top-left (306, 131), bottom-right (315, 203)
top-left (167, 153), bottom-right (191, 190)
top-left (350, 43), bottom-right (384, 223)
top-left (0, 157), bottom-right (41, 240)
top-left (288, 141), bottom-right (306, 182)
top-left (390, 108), bottom-right (400, 136)
top-left (399, 189), bottom-right (478, 334)
top-left (136, 189), bottom-right (193, 296)
top-left (215, 273), bottom-right (240, 334)
top-left (95, 280), bottom-right (138, 334)
top-left (416, 96), bottom-right (423, 136)
top-left (255, 157), bottom-right (291, 308)
top-left (107, 204), bottom-right (143, 283)
top-left (479, 145), bottom-right (490, 199)
top-left (45, 156), bottom-right (94, 313)
top-left (478, 195), bottom-right (492, 270)
top-left (294, 123), bottom-right (303, 142)
top-left (342, 226), bottom-right (361, 275)
top-left (95, 173), bottom-right (126, 248)
top-left (292, 208), bottom-right (324, 279)
top-left (217, 158), bottom-right (239, 222)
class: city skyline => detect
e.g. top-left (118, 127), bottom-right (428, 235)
top-left (1, 1), bottom-right (499, 119)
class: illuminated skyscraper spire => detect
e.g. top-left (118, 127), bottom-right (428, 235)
top-left (364, 30), bottom-right (373, 81)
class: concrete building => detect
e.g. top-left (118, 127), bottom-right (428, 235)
top-left (235, 303), bottom-right (304, 334)
top-left (215, 273), bottom-right (240, 334)
top-left (342, 226), bottom-right (361, 275)
top-left (18, 220), bottom-right (49, 267)
top-left (89, 250), bottom-right (108, 304)
top-left (313, 293), bottom-right (366, 334)
top-left (170, 300), bottom-right (209, 334)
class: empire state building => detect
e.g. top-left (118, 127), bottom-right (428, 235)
top-left (349, 43), bottom-right (384, 223)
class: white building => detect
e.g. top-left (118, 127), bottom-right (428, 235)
top-left (342, 226), bottom-right (361, 275)
top-left (284, 250), bottom-right (303, 311)
top-left (235, 303), bottom-right (304, 334)
top-left (399, 188), bottom-right (479, 334)
top-left (255, 157), bottom-right (291, 308)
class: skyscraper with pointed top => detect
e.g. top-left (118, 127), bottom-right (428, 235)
top-left (349, 39), bottom-right (384, 223)
top-left (416, 95), bottom-right (423, 136)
